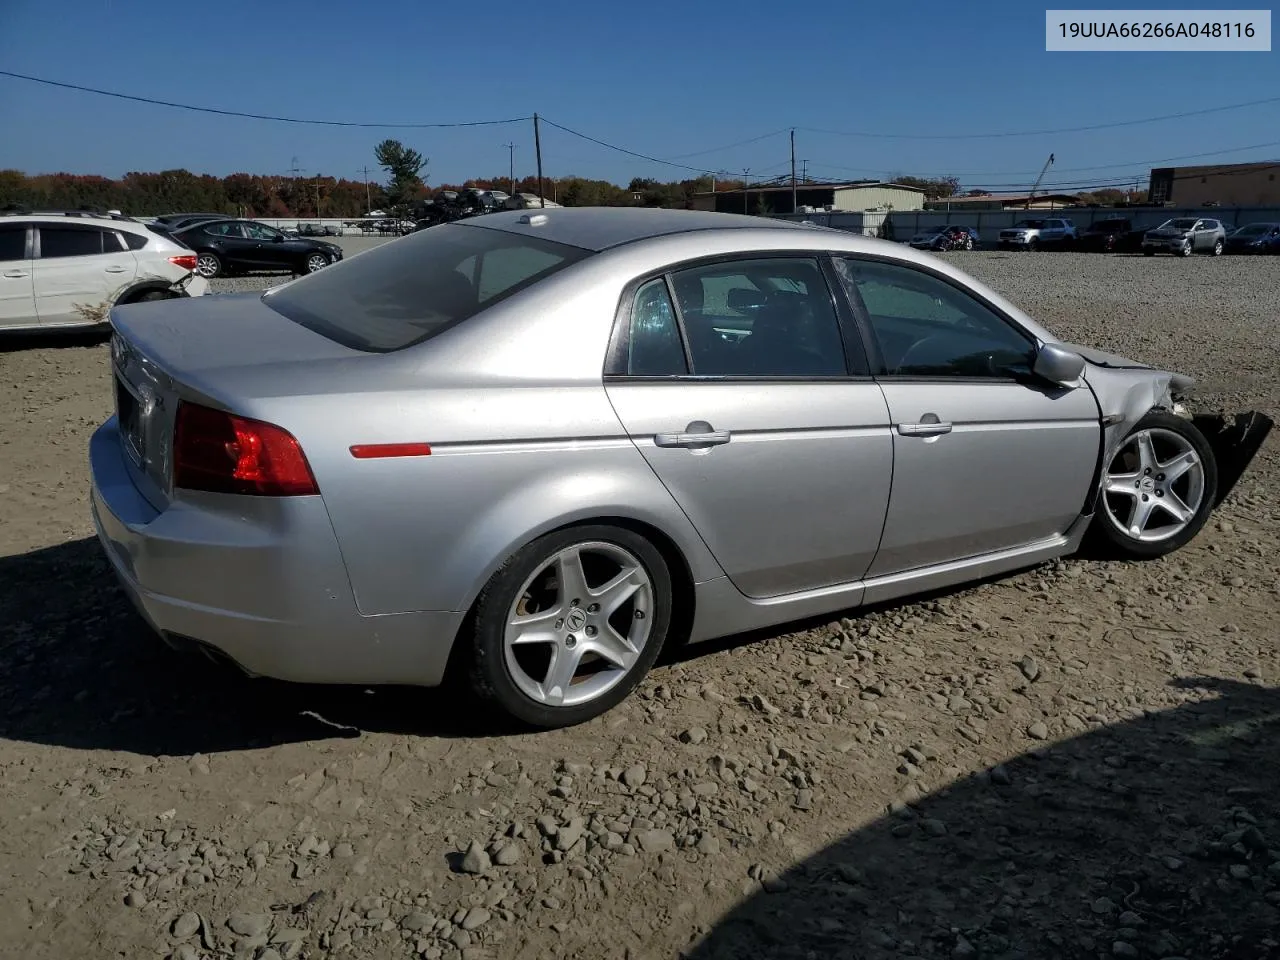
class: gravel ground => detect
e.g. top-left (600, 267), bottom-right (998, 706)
top-left (0, 249), bottom-right (1277, 960)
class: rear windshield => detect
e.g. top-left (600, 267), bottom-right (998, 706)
top-left (263, 223), bottom-right (593, 352)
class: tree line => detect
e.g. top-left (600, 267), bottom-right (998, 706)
top-left (0, 136), bottom-right (1137, 218)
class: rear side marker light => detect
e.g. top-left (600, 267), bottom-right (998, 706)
top-left (169, 254), bottom-right (199, 271)
top-left (174, 402), bottom-right (318, 496)
top-left (349, 443), bottom-right (432, 459)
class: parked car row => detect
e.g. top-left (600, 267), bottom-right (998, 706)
top-left (908, 216), bottom-right (1280, 257)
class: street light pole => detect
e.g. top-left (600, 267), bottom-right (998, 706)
top-left (505, 142), bottom-right (516, 195)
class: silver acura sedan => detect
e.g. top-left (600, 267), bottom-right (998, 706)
top-left (90, 208), bottom-right (1271, 728)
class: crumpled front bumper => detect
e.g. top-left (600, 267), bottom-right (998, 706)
top-left (1190, 410), bottom-right (1274, 506)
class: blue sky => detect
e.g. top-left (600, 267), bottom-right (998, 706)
top-left (0, 0), bottom-right (1276, 192)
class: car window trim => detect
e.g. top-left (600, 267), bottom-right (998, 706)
top-left (603, 249), bottom-right (870, 383)
top-left (832, 252), bottom-right (1041, 384)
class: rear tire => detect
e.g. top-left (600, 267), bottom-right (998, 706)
top-left (1212, 238), bottom-right (1224, 256)
top-left (467, 524), bottom-right (673, 728)
top-left (1087, 411), bottom-right (1218, 560)
top-left (195, 252), bottom-right (222, 278)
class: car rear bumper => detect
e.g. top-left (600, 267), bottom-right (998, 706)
top-left (89, 416), bottom-right (462, 687)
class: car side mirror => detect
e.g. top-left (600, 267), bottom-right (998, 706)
top-left (273, 234), bottom-right (285, 242)
top-left (1033, 342), bottom-right (1086, 387)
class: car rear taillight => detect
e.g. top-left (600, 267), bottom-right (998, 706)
top-left (173, 401), bottom-right (318, 496)
top-left (169, 254), bottom-right (199, 271)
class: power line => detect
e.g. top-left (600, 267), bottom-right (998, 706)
top-left (539, 117), bottom-right (724, 175)
top-left (659, 128), bottom-right (792, 160)
top-left (0, 69), bottom-right (530, 128)
top-left (799, 95), bottom-right (1280, 141)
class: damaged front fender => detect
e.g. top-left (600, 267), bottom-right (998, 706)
top-left (1081, 359), bottom-right (1272, 511)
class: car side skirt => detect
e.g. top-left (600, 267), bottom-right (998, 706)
top-left (687, 514), bottom-right (1090, 644)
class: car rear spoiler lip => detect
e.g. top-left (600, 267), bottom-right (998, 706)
top-left (1191, 410), bottom-right (1274, 507)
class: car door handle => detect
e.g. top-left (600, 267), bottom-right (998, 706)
top-left (105, 265), bottom-right (128, 273)
top-left (897, 420), bottom-right (953, 437)
top-left (3, 270), bottom-right (29, 278)
top-left (654, 428), bottom-right (731, 448)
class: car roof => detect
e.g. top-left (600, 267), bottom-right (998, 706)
top-left (454, 207), bottom-right (817, 253)
top-left (5, 212), bottom-right (150, 232)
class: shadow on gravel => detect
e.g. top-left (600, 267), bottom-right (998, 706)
top-left (1, 538), bottom-right (1034, 756)
top-left (0, 538), bottom-right (507, 754)
top-left (685, 677), bottom-right (1280, 960)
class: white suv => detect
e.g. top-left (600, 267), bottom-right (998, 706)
top-left (0, 211), bottom-right (208, 333)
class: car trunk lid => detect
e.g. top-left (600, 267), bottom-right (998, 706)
top-left (108, 292), bottom-right (366, 511)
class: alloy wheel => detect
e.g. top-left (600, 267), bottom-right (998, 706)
top-left (195, 254), bottom-right (220, 278)
top-left (306, 253), bottom-right (330, 273)
top-left (502, 541), bottom-right (654, 708)
top-left (1102, 427), bottom-right (1206, 543)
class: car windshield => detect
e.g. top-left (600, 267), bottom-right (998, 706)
top-left (1164, 219), bottom-right (1198, 230)
top-left (1013, 220), bottom-right (1046, 228)
top-left (1233, 223), bottom-right (1271, 236)
top-left (263, 222), bottom-right (593, 352)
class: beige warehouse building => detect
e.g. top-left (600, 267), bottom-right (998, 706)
top-left (1148, 162), bottom-right (1280, 207)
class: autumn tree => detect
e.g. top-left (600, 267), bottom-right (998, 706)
top-left (374, 139), bottom-right (427, 212)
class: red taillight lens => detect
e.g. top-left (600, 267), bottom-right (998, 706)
top-left (169, 254), bottom-right (199, 271)
top-left (173, 401), bottom-right (318, 496)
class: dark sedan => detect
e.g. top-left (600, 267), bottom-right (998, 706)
top-left (1075, 217), bottom-right (1147, 253)
top-left (172, 218), bottom-right (343, 278)
top-left (1224, 222), bottom-right (1280, 254)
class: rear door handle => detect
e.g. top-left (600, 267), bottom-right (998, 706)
top-left (105, 265), bottom-right (128, 273)
top-left (654, 426), bottom-right (731, 448)
top-left (897, 420), bottom-right (953, 437)
top-left (3, 270), bottom-right (29, 278)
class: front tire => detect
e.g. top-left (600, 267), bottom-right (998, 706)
top-left (467, 524), bottom-right (673, 728)
top-left (304, 252), bottom-right (331, 274)
top-left (1089, 411), bottom-right (1218, 560)
top-left (1212, 238), bottom-right (1224, 256)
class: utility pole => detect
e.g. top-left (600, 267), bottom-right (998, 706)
top-left (743, 168), bottom-right (750, 215)
top-left (358, 165), bottom-right (373, 213)
top-left (790, 128), bottom-right (797, 214)
top-left (313, 175), bottom-right (323, 219)
top-left (505, 142), bottom-right (516, 196)
top-left (534, 114), bottom-right (545, 208)
top-left (801, 160), bottom-right (809, 183)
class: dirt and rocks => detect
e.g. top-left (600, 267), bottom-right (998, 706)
top-left (0, 249), bottom-right (1277, 960)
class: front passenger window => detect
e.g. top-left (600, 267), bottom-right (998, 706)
top-left (838, 258), bottom-right (1036, 379)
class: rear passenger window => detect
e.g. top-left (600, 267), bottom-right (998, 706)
top-left (0, 225), bottom-right (25, 261)
top-left (668, 258), bottom-right (848, 377)
top-left (39, 227), bottom-right (106, 258)
top-left (623, 279), bottom-right (688, 376)
top-left (123, 231), bottom-right (148, 250)
top-left (102, 230), bottom-right (125, 252)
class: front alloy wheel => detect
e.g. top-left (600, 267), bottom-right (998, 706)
top-left (1092, 411), bottom-right (1217, 559)
top-left (305, 253), bottom-right (330, 273)
top-left (468, 525), bottom-right (672, 727)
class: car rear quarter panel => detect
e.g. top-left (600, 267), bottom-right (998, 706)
top-left (287, 379), bottom-right (725, 616)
